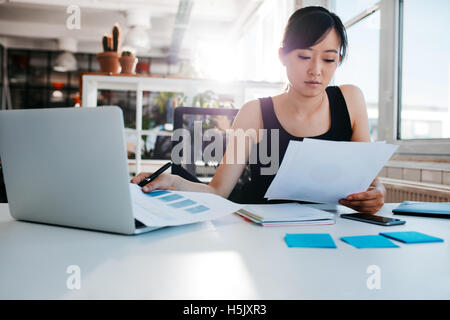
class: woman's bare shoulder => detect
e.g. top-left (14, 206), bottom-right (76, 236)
top-left (339, 84), bottom-right (365, 104)
top-left (233, 99), bottom-right (263, 131)
top-left (338, 84), bottom-right (367, 127)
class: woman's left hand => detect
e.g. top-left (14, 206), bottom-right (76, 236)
top-left (338, 186), bottom-right (385, 214)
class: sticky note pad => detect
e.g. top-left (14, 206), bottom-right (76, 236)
top-left (379, 231), bottom-right (444, 244)
top-left (284, 233), bottom-right (337, 248)
top-left (340, 235), bottom-right (399, 249)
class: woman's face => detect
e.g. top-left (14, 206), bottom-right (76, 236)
top-left (280, 28), bottom-right (341, 97)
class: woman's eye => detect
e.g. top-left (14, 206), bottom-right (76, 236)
top-left (324, 59), bottom-right (336, 63)
top-left (298, 55), bottom-right (310, 60)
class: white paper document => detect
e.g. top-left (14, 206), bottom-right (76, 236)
top-left (264, 138), bottom-right (398, 204)
top-left (129, 183), bottom-right (242, 227)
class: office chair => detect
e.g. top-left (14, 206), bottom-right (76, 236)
top-left (171, 106), bottom-right (251, 202)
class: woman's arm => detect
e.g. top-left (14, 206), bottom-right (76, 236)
top-left (338, 85), bottom-right (385, 214)
top-left (131, 99), bottom-right (263, 198)
top-left (208, 99), bottom-right (262, 197)
top-left (340, 84), bottom-right (371, 143)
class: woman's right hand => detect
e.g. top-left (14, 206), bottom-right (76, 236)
top-left (130, 172), bottom-right (180, 193)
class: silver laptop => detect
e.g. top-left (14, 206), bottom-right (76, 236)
top-left (0, 107), bottom-right (160, 235)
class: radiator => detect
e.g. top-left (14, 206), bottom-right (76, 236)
top-left (380, 178), bottom-right (450, 202)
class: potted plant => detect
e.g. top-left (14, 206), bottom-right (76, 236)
top-left (119, 51), bottom-right (138, 74)
top-left (96, 24), bottom-right (120, 73)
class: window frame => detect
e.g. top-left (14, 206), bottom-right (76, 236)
top-left (378, 0), bottom-right (450, 157)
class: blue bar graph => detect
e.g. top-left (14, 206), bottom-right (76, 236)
top-left (146, 190), bottom-right (171, 197)
top-left (169, 199), bottom-right (196, 208)
top-left (186, 205), bottom-right (209, 214)
top-left (158, 194), bottom-right (184, 202)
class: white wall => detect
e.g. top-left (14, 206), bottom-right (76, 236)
top-left (298, 0), bottom-right (330, 9)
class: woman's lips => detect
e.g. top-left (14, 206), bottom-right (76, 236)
top-left (304, 81), bottom-right (321, 87)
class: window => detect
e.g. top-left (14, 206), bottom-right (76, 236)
top-left (335, 0), bottom-right (450, 156)
top-left (399, 0), bottom-right (450, 140)
top-left (235, 0), bottom-right (293, 82)
top-left (375, 0), bottom-right (450, 156)
top-left (332, 1), bottom-right (381, 141)
top-left (334, 0), bottom-right (380, 24)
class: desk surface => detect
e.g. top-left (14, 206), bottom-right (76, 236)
top-left (0, 203), bottom-right (449, 299)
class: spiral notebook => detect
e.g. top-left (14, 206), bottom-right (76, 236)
top-left (235, 203), bottom-right (336, 226)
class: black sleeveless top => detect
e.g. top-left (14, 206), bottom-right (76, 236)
top-left (235, 86), bottom-right (353, 204)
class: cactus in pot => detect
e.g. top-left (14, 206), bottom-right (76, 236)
top-left (112, 24), bottom-right (120, 52)
top-left (97, 24), bottom-right (121, 73)
top-left (101, 25), bottom-right (120, 52)
top-left (119, 50), bottom-right (138, 74)
top-left (102, 35), bottom-right (109, 52)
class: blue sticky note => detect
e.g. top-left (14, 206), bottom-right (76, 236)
top-left (340, 235), bottom-right (399, 249)
top-left (284, 233), bottom-right (337, 248)
top-left (380, 231), bottom-right (444, 244)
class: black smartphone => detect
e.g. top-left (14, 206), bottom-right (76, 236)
top-left (340, 213), bottom-right (406, 226)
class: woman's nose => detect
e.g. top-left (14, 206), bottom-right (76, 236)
top-left (308, 62), bottom-right (321, 77)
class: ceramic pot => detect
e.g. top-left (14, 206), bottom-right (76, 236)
top-left (119, 56), bottom-right (138, 74)
top-left (96, 51), bottom-right (120, 73)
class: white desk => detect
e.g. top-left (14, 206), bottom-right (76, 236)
top-left (0, 203), bottom-right (449, 299)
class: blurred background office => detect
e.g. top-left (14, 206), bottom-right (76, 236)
top-left (0, 0), bottom-right (449, 203)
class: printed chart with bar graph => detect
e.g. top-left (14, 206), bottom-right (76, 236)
top-left (145, 189), bottom-right (210, 213)
top-left (129, 183), bottom-right (242, 227)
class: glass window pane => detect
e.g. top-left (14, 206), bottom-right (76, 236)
top-left (333, 0), bottom-right (380, 24)
top-left (70, 54), bottom-right (90, 88)
top-left (142, 91), bottom-right (186, 129)
top-left (98, 90), bottom-right (136, 129)
top-left (141, 134), bottom-right (172, 160)
top-left (8, 50), bottom-right (28, 85)
top-left (334, 10), bottom-right (380, 141)
top-left (48, 88), bottom-right (68, 108)
top-left (50, 70), bottom-right (68, 87)
top-left (143, 91), bottom-right (165, 130)
top-left (10, 87), bottom-right (25, 109)
top-left (28, 88), bottom-right (46, 108)
top-left (29, 52), bottom-right (48, 87)
top-left (126, 133), bottom-right (137, 160)
top-left (400, 0), bottom-right (450, 139)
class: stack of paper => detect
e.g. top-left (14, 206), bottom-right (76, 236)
top-left (235, 203), bottom-right (336, 226)
top-left (265, 138), bottom-right (398, 204)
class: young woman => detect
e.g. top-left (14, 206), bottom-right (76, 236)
top-left (131, 6), bottom-right (386, 214)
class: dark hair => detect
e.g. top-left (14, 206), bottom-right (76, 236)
top-left (281, 6), bottom-right (348, 64)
